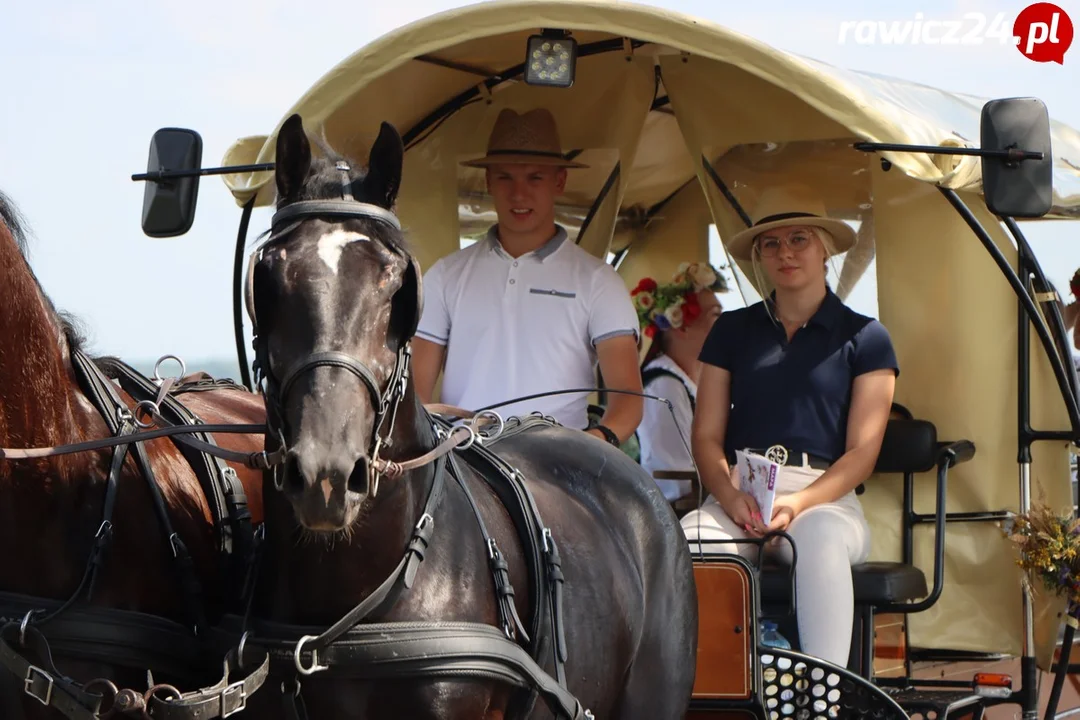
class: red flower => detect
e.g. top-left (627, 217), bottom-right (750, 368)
top-left (644, 324), bottom-right (657, 338)
top-left (1071, 268), bottom-right (1080, 298)
top-left (633, 278), bottom-right (658, 295)
top-left (681, 291), bottom-right (701, 323)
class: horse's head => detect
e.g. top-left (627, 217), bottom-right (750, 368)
top-left (250, 114), bottom-right (422, 533)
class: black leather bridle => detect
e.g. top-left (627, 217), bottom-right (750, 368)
top-left (247, 161), bottom-right (417, 497)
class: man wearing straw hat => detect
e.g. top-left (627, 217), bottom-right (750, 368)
top-left (412, 108), bottom-right (643, 446)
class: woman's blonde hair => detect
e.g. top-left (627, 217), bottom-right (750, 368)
top-left (748, 226), bottom-right (844, 322)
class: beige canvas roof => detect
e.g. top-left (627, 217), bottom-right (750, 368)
top-left (220, 0), bottom-right (1080, 226)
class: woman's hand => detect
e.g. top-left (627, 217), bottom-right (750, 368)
top-left (765, 492), bottom-right (807, 544)
top-left (719, 489), bottom-right (768, 536)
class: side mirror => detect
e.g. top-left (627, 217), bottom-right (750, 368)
top-left (140, 128), bottom-right (203, 237)
top-left (980, 98), bottom-right (1053, 218)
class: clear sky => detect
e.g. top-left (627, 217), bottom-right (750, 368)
top-left (1, 0), bottom-right (1077, 368)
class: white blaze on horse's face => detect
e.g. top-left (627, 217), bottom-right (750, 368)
top-left (316, 230), bottom-right (370, 275)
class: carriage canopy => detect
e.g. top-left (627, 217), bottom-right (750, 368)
top-left (218, 0), bottom-right (1080, 669)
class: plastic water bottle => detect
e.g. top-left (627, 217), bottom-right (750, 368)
top-left (760, 621), bottom-right (792, 650)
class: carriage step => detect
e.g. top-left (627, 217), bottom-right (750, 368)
top-left (884, 688), bottom-right (983, 718)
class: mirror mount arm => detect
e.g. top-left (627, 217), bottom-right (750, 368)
top-left (131, 162), bottom-right (276, 183)
top-left (852, 141), bottom-right (1045, 162)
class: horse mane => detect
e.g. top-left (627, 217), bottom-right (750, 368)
top-left (0, 188), bottom-right (88, 355)
top-left (273, 135), bottom-right (410, 256)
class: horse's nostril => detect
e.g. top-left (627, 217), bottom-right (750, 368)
top-left (283, 454), bottom-right (305, 495)
top-left (347, 456), bottom-right (370, 495)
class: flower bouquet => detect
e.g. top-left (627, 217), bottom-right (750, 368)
top-left (1004, 503), bottom-right (1080, 627)
top-left (631, 262), bottom-right (728, 338)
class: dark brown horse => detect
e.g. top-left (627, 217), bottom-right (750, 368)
top-left (238, 114), bottom-right (697, 719)
top-left (0, 189), bottom-right (267, 718)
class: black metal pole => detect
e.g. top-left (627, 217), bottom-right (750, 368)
top-left (1005, 216), bottom-right (1080, 415)
top-left (131, 162), bottom-right (275, 182)
top-left (938, 188), bottom-right (1080, 433)
top-left (234, 198), bottom-right (255, 391)
top-left (854, 142), bottom-right (1044, 161)
top-left (1046, 618), bottom-right (1077, 720)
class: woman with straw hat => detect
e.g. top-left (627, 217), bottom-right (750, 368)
top-left (681, 185), bottom-right (899, 667)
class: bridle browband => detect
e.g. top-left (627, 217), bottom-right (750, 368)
top-left (249, 160), bottom-right (417, 497)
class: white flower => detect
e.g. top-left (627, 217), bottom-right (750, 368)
top-left (664, 304), bottom-right (684, 328)
top-left (687, 263), bottom-right (717, 290)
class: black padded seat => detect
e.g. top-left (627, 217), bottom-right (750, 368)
top-left (760, 561), bottom-right (928, 607)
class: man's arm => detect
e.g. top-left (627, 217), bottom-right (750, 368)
top-left (590, 333), bottom-right (643, 443)
top-left (411, 338), bottom-right (446, 405)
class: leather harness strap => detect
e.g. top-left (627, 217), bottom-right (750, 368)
top-left (0, 352), bottom-right (272, 720)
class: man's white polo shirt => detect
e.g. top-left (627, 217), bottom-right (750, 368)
top-left (416, 225), bottom-right (638, 430)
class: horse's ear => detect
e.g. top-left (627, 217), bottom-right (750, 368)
top-left (363, 122), bottom-right (403, 209)
top-left (275, 113), bottom-right (311, 201)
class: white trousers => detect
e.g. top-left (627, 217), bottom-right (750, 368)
top-left (680, 464), bottom-right (871, 667)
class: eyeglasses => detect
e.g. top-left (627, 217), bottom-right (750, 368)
top-left (755, 231), bottom-right (812, 257)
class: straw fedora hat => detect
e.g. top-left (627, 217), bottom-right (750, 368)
top-left (727, 185), bottom-right (857, 262)
top-left (461, 108), bottom-right (588, 169)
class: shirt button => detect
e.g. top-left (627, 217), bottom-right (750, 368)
top-left (509, 279), bottom-right (515, 284)
top-left (513, 261), bottom-right (518, 267)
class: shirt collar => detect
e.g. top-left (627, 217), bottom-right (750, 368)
top-left (486, 224), bottom-right (567, 262)
top-left (760, 286), bottom-right (843, 330)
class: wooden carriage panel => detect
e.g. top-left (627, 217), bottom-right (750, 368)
top-left (692, 560), bottom-right (753, 700)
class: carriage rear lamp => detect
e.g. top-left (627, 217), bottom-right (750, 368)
top-left (524, 32), bottom-right (577, 88)
top-left (973, 672), bottom-right (1012, 698)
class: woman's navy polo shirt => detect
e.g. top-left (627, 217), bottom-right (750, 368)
top-left (699, 289), bottom-right (899, 464)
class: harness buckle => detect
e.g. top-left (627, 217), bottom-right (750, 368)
top-left (19, 610), bottom-right (38, 646)
top-left (169, 533), bottom-right (184, 558)
top-left (220, 680), bottom-right (247, 718)
top-left (133, 399), bottom-right (160, 429)
top-left (415, 513), bottom-right (433, 532)
top-left (542, 528), bottom-right (553, 554)
top-left (152, 355), bottom-right (186, 385)
top-left (24, 665), bottom-right (53, 706)
top-left (293, 635), bottom-right (329, 676)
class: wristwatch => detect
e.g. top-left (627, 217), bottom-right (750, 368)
top-left (592, 423), bottom-right (621, 447)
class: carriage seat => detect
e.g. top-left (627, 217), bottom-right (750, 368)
top-left (756, 408), bottom-right (974, 610)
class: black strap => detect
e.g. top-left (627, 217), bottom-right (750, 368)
top-left (302, 454), bottom-right (447, 655)
top-left (432, 414), bottom-right (570, 690)
top-left (146, 648), bottom-right (270, 720)
top-left (0, 625), bottom-right (103, 720)
top-left (641, 366), bottom-right (695, 414)
top-left (234, 621), bottom-right (590, 720)
top-left (106, 359), bottom-right (255, 610)
top-left (446, 454), bottom-right (529, 643)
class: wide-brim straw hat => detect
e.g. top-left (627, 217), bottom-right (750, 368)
top-left (461, 108), bottom-right (588, 169)
top-left (727, 185), bottom-right (857, 262)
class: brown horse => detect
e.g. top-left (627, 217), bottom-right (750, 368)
top-left (0, 189), bottom-right (267, 718)
top-left (235, 114), bottom-right (697, 719)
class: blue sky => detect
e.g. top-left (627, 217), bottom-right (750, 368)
top-left (1, 0), bottom-right (1077, 369)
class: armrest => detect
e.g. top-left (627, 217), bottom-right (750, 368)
top-left (888, 441), bottom-right (973, 614)
top-left (936, 440), bottom-right (976, 467)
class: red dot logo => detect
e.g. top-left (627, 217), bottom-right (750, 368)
top-left (1013, 3), bottom-right (1074, 63)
